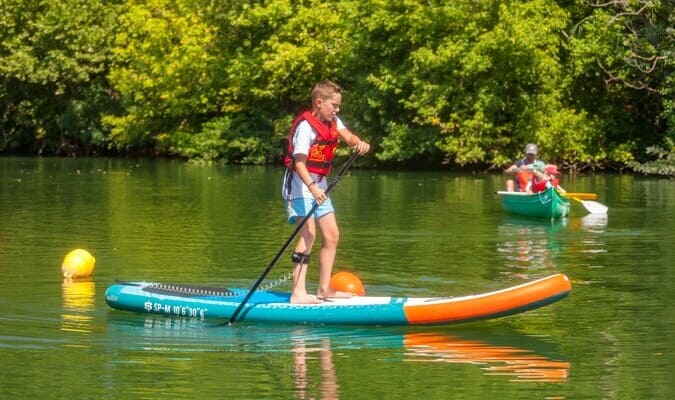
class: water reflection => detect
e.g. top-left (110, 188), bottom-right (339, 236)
top-left (402, 332), bottom-right (569, 383)
top-left (61, 279), bottom-right (96, 338)
top-left (565, 215), bottom-right (609, 258)
top-left (293, 336), bottom-right (338, 400)
top-left (496, 217), bottom-right (568, 275)
top-left (496, 214), bottom-right (610, 275)
top-left (288, 331), bottom-right (569, 399)
top-left (106, 315), bottom-right (569, 396)
top-left (578, 214), bottom-right (609, 232)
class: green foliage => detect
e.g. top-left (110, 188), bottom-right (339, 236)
top-left (0, 0), bottom-right (118, 154)
top-left (1, 0), bottom-right (672, 171)
top-left (162, 118), bottom-right (230, 162)
top-left (104, 0), bottom-right (220, 151)
top-left (163, 115), bottom-right (276, 164)
top-left (351, 0), bottom-right (596, 168)
top-left (627, 137), bottom-right (675, 177)
top-left (377, 122), bottom-right (442, 164)
top-left (564, 0), bottom-right (671, 166)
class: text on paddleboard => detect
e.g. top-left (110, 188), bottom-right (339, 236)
top-left (144, 301), bottom-right (207, 319)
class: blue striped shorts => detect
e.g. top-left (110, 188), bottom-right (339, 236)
top-left (286, 197), bottom-right (335, 224)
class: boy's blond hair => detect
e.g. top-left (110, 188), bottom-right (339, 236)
top-left (311, 80), bottom-right (342, 102)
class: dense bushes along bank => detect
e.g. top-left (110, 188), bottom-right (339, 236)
top-left (1, 0), bottom-right (672, 175)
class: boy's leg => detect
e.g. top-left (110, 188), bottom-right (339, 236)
top-left (316, 213), bottom-right (353, 299)
top-left (290, 219), bottom-right (321, 304)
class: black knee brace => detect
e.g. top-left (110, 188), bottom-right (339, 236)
top-left (291, 252), bottom-right (311, 264)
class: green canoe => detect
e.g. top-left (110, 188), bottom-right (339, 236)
top-left (496, 187), bottom-right (570, 219)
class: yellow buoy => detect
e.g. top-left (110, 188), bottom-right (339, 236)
top-left (61, 249), bottom-right (96, 279)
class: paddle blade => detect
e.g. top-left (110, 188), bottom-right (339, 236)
top-left (580, 200), bottom-right (608, 214)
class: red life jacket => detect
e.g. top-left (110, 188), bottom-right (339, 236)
top-left (531, 177), bottom-right (549, 193)
top-left (531, 176), bottom-right (560, 193)
top-left (284, 111), bottom-right (339, 176)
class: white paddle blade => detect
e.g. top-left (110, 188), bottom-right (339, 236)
top-left (582, 200), bottom-right (608, 214)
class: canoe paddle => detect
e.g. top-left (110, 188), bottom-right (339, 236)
top-left (561, 192), bottom-right (597, 200)
top-left (557, 190), bottom-right (608, 214)
top-left (227, 152), bottom-right (360, 325)
top-left (569, 196), bottom-right (608, 214)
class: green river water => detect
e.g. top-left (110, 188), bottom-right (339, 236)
top-left (0, 156), bottom-right (672, 399)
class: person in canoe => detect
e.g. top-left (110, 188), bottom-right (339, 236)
top-left (505, 143), bottom-right (541, 192)
top-left (282, 80), bottom-right (370, 304)
top-left (527, 162), bottom-right (566, 193)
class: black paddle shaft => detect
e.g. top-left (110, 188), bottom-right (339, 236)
top-left (228, 152), bottom-right (360, 325)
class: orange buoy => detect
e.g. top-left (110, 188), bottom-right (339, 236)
top-left (330, 271), bottom-right (365, 296)
top-left (61, 249), bottom-right (96, 279)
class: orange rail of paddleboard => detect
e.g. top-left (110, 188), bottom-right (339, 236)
top-left (403, 274), bottom-right (571, 325)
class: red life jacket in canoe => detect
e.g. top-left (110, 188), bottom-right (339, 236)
top-left (530, 177), bottom-right (549, 193)
top-left (284, 111), bottom-right (339, 177)
top-left (531, 176), bottom-right (560, 193)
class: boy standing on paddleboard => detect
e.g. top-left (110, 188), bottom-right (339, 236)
top-left (282, 81), bottom-right (370, 304)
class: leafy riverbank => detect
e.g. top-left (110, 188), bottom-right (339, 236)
top-left (1, 1), bottom-right (672, 175)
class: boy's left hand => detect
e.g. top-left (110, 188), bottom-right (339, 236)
top-left (354, 141), bottom-right (370, 155)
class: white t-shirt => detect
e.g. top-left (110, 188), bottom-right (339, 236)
top-left (282, 116), bottom-right (345, 200)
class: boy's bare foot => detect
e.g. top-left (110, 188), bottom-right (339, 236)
top-left (290, 293), bottom-right (323, 304)
top-left (317, 289), bottom-right (354, 299)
